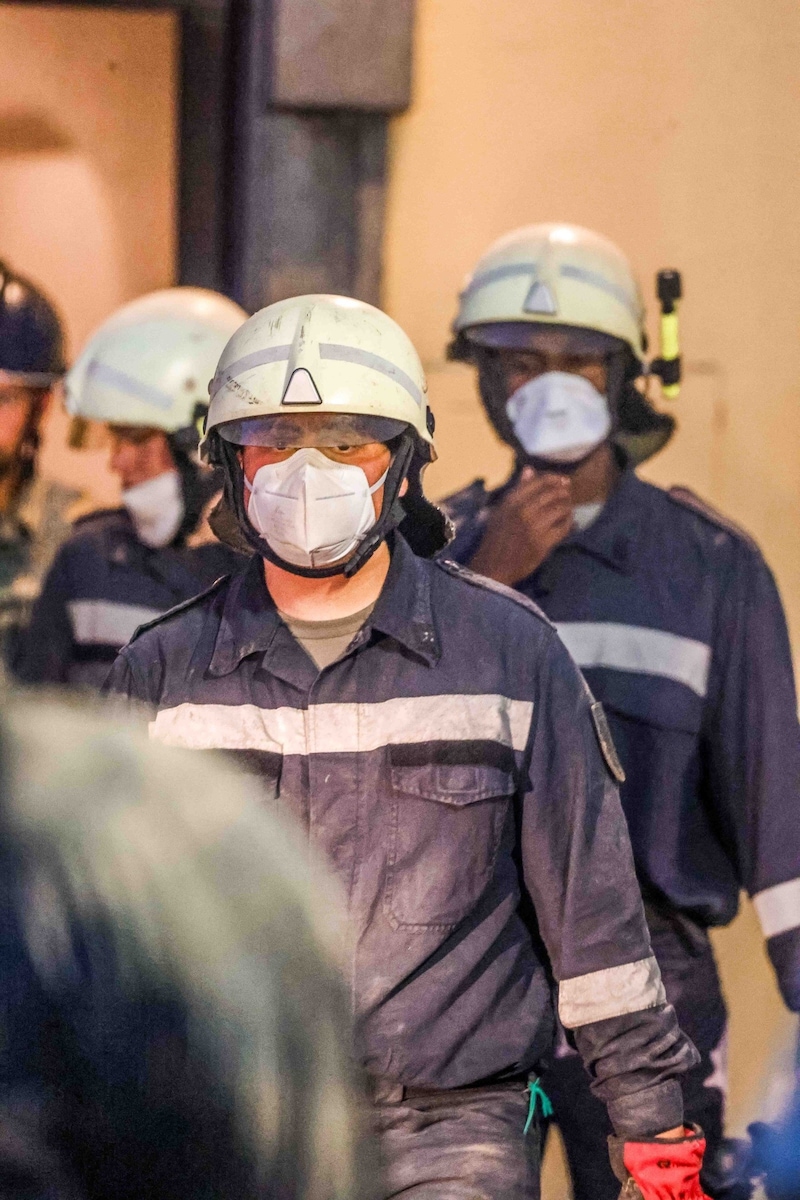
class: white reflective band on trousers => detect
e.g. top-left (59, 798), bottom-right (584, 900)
top-left (753, 878), bottom-right (800, 938)
top-left (150, 694), bottom-right (534, 756)
top-left (68, 600), bottom-right (163, 646)
top-left (558, 955), bottom-right (666, 1028)
top-left (556, 622), bottom-right (712, 699)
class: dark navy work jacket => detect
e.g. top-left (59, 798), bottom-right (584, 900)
top-left (103, 535), bottom-right (697, 1137)
top-left (15, 508), bottom-right (242, 690)
top-left (442, 468), bottom-right (800, 1011)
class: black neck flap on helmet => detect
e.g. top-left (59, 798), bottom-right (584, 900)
top-left (209, 428), bottom-right (450, 579)
top-left (165, 404), bottom-right (228, 545)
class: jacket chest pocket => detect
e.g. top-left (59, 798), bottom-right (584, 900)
top-left (383, 755), bottom-right (514, 931)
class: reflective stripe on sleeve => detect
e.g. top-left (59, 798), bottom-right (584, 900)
top-left (68, 600), bottom-right (163, 646)
top-left (558, 955), bottom-right (666, 1028)
top-left (150, 694), bottom-right (534, 756)
top-left (753, 879), bottom-right (800, 938)
top-left (555, 622), bottom-right (712, 698)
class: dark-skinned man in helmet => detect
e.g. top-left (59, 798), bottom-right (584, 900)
top-left (441, 223), bottom-right (800, 1200)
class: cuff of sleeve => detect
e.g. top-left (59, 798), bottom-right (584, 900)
top-left (766, 927), bottom-right (800, 1011)
top-left (606, 1079), bottom-right (684, 1139)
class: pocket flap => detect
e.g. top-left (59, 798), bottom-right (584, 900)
top-left (388, 752), bottom-right (515, 806)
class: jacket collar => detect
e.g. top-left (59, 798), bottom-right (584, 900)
top-left (562, 467), bottom-right (648, 574)
top-left (208, 535), bottom-right (439, 680)
top-left (366, 534), bottom-right (439, 665)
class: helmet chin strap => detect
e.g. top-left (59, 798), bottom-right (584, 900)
top-left (216, 435), bottom-right (415, 580)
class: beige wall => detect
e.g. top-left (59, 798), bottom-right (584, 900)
top-left (384, 0), bottom-right (800, 642)
top-left (383, 0), bottom-right (800, 1186)
top-left (0, 3), bottom-right (177, 505)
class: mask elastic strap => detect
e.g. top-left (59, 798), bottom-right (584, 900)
top-left (368, 465), bottom-right (389, 494)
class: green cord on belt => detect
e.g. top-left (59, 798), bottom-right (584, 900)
top-left (524, 1077), bottom-right (553, 1135)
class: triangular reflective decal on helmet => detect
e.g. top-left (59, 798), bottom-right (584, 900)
top-left (523, 281), bottom-right (558, 315)
top-left (281, 367), bottom-right (323, 405)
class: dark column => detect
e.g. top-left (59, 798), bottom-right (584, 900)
top-left (226, 0), bottom-right (414, 311)
top-left (177, 0), bottom-right (232, 290)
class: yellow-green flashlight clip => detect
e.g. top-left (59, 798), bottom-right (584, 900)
top-left (651, 269), bottom-right (682, 399)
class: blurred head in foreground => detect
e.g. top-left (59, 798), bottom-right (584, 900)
top-left (0, 696), bottom-right (371, 1200)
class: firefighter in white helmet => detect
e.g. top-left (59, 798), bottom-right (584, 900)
top-left (15, 287), bottom-right (247, 689)
top-left (441, 224), bottom-right (800, 1199)
top-left (105, 293), bottom-right (705, 1200)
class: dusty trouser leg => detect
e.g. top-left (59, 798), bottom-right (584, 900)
top-left (370, 1082), bottom-right (542, 1200)
top-left (540, 912), bottom-right (728, 1200)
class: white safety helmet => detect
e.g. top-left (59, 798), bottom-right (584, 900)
top-left (202, 293), bottom-right (434, 460)
top-left (451, 224), bottom-right (677, 466)
top-left (453, 223), bottom-right (647, 361)
top-left (65, 288), bottom-right (248, 434)
top-left (204, 295), bottom-right (448, 576)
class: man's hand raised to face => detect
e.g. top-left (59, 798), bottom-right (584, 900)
top-left (468, 466), bottom-right (573, 587)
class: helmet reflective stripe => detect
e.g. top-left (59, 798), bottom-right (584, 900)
top-left (559, 263), bottom-right (640, 321)
top-left (460, 261), bottom-right (540, 300)
top-left (454, 223), bottom-right (646, 361)
top-left (213, 342), bottom-right (424, 411)
top-left (66, 287), bottom-right (247, 434)
top-left (203, 294), bottom-right (434, 461)
top-left (210, 344), bottom-right (292, 394)
top-left (318, 343), bottom-right (423, 409)
top-left (85, 360), bottom-right (174, 413)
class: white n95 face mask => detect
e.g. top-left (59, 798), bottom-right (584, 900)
top-left (505, 371), bottom-right (612, 464)
top-left (245, 447), bottom-right (388, 569)
top-left (122, 469), bottom-right (185, 548)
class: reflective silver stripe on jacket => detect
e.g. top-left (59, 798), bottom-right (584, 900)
top-left (556, 622), bottom-right (712, 698)
top-left (558, 955), bottom-right (666, 1028)
top-left (68, 600), bottom-right (163, 646)
top-left (150, 694), bottom-right (534, 756)
top-left (753, 878), bottom-right (800, 938)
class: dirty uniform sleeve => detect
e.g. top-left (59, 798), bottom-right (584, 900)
top-left (705, 542), bottom-right (800, 1011)
top-left (101, 647), bottom-right (158, 724)
top-left (521, 629), bottom-right (699, 1137)
top-left (12, 545), bottom-right (76, 685)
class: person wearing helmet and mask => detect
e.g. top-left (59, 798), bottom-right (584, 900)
top-left (441, 224), bottom-right (800, 1200)
top-left (14, 287), bottom-right (248, 690)
top-left (104, 294), bottom-right (709, 1200)
top-left (0, 260), bottom-right (75, 669)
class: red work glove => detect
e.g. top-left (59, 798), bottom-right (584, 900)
top-left (608, 1125), bottom-right (713, 1200)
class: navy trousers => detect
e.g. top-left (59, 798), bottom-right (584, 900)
top-left (371, 1082), bottom-right (542, 1199)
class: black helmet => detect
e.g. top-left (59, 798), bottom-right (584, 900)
top-left (0, 260), bottom-right (65, 384)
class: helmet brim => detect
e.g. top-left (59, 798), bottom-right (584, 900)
top-left (215, 412), bottom-right (408, 449)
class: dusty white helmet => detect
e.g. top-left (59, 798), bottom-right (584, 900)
top-left (453, 223), bottom-right (647, 360)
top-left (203, 295), bottom-right (448, 577)
top-left (65, 288), bottom-right (248, 433)
top-left (202, 294), bottom-right (434, 460)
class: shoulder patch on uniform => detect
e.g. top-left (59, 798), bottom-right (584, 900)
top-left (666, 486), bottom-right (759, 550)
top-left (128, 574), bottom-right (231, 643)
top-left (435, 558), bottom-right (556, 629)
top-left (590, 701), bottom-right (626, 784)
